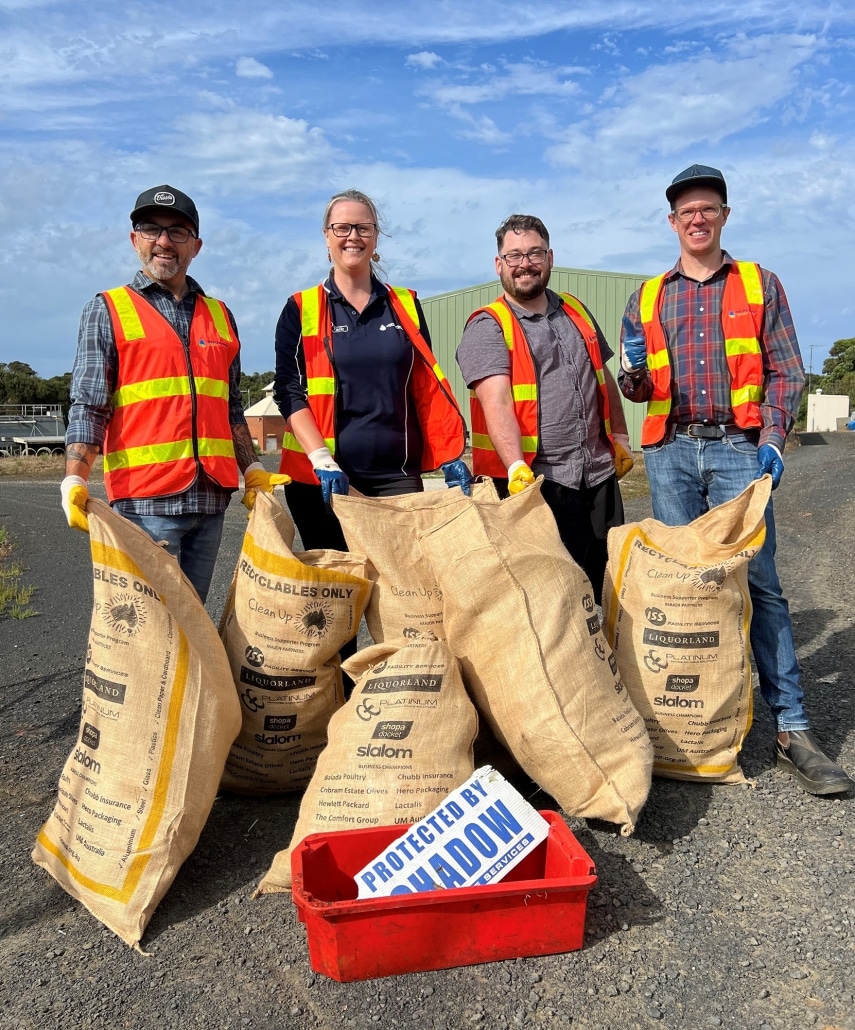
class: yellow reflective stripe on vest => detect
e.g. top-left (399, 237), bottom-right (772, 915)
top-left (735, 261), bottom-right (764, 307)
top-left (112, 376), bottom-right (190, 408)
top-left (639, 275), bottom-right (666, 324)
top-left (485, 301), bottom-right (516, 349)
top-left (194, 376), bottom-right (230, 400)
top-left (282, 432), bottom-right (336, 455)
top-left (307, 377), bottom-right (335, 396)
top-left (725, 337), bottom-right (762, 357)
top-left (105, 287), bottom-right (146, 341)
top-left (431, 362), bottom-right (446, 382)
top-left (104, 437), bottom-right (229, 471)
top-left (471, 432), bottom-right (537, 454)
top-left (389, 286), bottom-right (419, 324)
top-left (732, 384), bottom-right (764, 407)
top-left (111, 375), bottom-right (228, 408)
top-left (557, 293), bottom-right (596, 331)
top-left (647, 399), bottom-right (671, 417)
top-left (299, 288), bottom-right (321, 336)
top-left (513, 383), bottom-right (537, 401)
top-left (648, 349), bottom-right (670, 371)
top-left (200, 296), bottom-right (233, 342)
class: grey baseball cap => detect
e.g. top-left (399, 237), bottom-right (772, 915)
top-left (666, 164), bottom-right (727, 206)
top-left (130, 185), bottom-right (199, 234)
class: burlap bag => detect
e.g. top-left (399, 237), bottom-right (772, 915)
top-left (218, 491), bottom-right (373, 794)
top-left (255, 634), bottom-right (477, 892)
top-left (418, 482), bottom-right (653, 836)
top-left (602, 477), bottom-right (772, 784)
top-left (332, 480), bottom-right (498, 642)
top-left (32, 499), bottom-right (240, 947)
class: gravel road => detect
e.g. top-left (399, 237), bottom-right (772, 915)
top-left (1, 438), bottom-right (853, 1030)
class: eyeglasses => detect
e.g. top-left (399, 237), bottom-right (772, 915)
top-left (326, 222), bottom-right (377, 238)
top-left (672, 204), bottom-right (725, 225)
top-left (499, 249), bottom-right (549, 268)
top-left (134, 222), bottom-right (197, 244)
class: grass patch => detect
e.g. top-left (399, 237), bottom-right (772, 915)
top-left (0, 527), bottom-right (39, 619)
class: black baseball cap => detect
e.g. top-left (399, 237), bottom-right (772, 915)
top-left (130, 185), bottom-right (199, 234)
top-left (666, 164), bottom-right (727, 206)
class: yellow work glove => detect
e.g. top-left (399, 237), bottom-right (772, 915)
top-left (242, 463), bottom-right (292, 511)
top-left (612, 434), bottom-right (634, 481)
top-left (60, 475), bottom-right (90, 533)
top-left (507, 460), bottom-right (535, 495)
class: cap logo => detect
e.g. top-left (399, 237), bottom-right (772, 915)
top-left (153, 191), bottom-right (175, 206)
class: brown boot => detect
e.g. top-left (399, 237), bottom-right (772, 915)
top-left (775, 730), bottom-right (854, 795)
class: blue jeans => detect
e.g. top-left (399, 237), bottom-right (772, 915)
top-left (120, 511), bottom-right (225, 604)
top-left (643, 431), bottom-right (807, 732)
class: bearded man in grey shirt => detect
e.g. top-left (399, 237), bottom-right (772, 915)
top-left (456, 214), bottom-right (631, 603)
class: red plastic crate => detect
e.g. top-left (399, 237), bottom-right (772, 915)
top-left (290, 810), bottom-right (597, 981)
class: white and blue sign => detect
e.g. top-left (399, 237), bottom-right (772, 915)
top-left (355, 766), bottom-right (550, 899)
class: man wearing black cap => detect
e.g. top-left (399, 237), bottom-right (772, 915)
top-left (62, 184), bottom-right (288, 602)
top-left (618, 163), bottom-right (853, 795)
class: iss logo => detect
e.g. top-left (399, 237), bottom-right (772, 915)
top-left (582, 592), bottom-right (595, 613)
top-left (245, 645), bottom-right (264, 667)
top-left (645, 607), bottom-right (667, 626)
top-left (102, 594), bottom-right (146, 636)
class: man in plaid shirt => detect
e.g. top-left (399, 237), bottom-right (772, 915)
top-left (619, 163), bottom-right (852, 795)
top-left (62, 184), bottom-right (288, 602)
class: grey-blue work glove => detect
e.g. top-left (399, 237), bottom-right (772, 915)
top-left (755, 444), bottom-right (784, 489)
top-left (621, 315), bottom-right (648, 372)
top-left (308, 446), bottom-right (350, 505)
top-left (442, 459), bottom-right (473, 495)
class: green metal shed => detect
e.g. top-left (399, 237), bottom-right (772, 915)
top-left (420, 265), bottom-right (651, 450)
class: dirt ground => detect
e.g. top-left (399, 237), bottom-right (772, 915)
top-left (0, 437), bottom-right (853, 1030)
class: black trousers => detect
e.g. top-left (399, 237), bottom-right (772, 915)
top-left (492, 474), bottom-right (624, 605)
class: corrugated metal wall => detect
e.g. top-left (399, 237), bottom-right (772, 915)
top-left (420, 266), bottom-right (650, 449)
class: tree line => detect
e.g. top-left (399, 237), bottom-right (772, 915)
top-left (0, 363), bottom-right (276, 420)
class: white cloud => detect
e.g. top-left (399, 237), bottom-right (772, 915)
top-left (406, 51), bottom-right (443, 70)
top-left (235, 56), bottom-right (273, 79)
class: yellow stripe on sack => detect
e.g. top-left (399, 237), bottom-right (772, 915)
top-left (105, 287), bottom-right (146, 341)
top-left (34, 828), bottom-right (151, 901)
top-left (201, 297), bottom-right (233, 342)
top-left (35, 627), bottom-right (193, 901)
top-left (90, 540), bottom-right (147, 583)
top-left (653, 759), bottom-right (739, 776)
top-left (240, 533), bottom-right (373, 602)
top-left (112, 377), bottom-right (191, 408)
top-left (307, 377), bottom-right (335, 396)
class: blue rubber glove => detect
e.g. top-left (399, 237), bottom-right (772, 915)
top-left (442, 459), bottom-right (473, 495)
top-left (621, 315), bottom-right (648, 372)
top-left (316, 468), bottom-right (349, 505)
top-left (756, 444), bottom-right (784, 489)
top-left (308, 445), bottom-right (350, 505)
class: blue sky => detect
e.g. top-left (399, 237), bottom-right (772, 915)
top-left (2, 0), bottom-right (854, 379)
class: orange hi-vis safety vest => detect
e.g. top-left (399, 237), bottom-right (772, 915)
top-left (101, 286), bottom-right (239, 502)
top-left (467, 293), bottom-right (614, 479)
top-left (638, 261), bottom-right (766, 446)
top-left (278, 283), bottom-right (465, 485)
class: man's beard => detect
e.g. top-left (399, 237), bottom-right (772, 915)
top-left (500, 265), bottom-right (550, 302)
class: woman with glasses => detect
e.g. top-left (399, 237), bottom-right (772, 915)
top-left (272, 188), bottom-right (469, 556)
